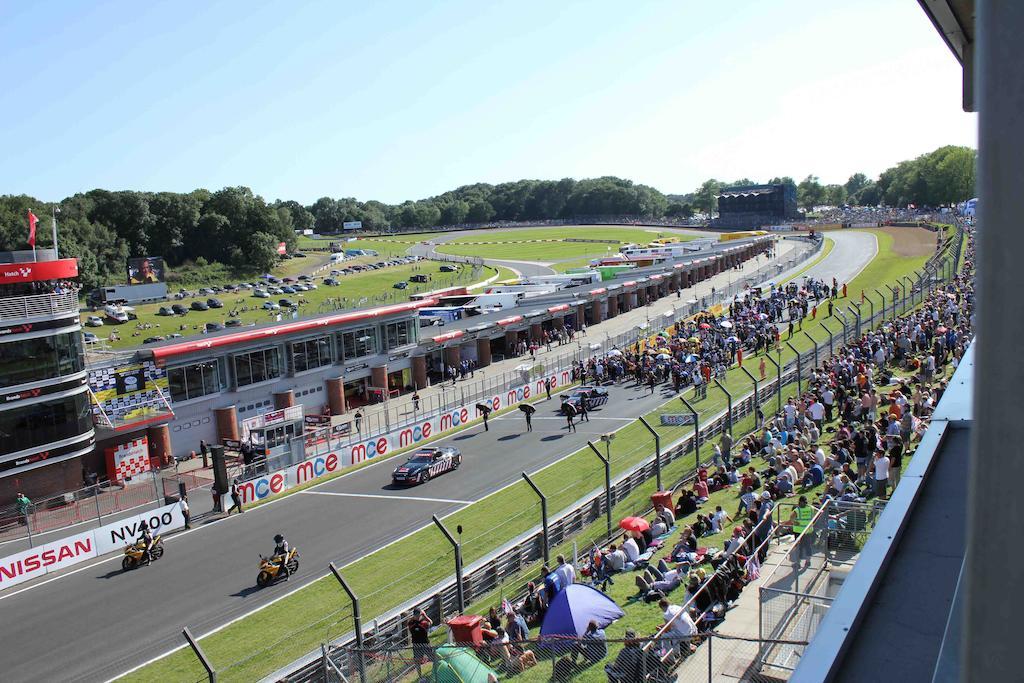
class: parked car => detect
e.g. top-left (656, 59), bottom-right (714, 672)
top-left (225, 319), bottom-right (243, 328)
top-left (410, 274), bottom-right (430, 283)
top-left (207, 298), bottom-right (223, 308)
top-left (143, 336), bottom-right (165, 344)
top-left (298, 275), bottom-right (312, 281)
top-left (198, 288), bottom-right (214, 295)
top-left (279, 298), bottom-right (296, 308)
top-left (439, 264), bottom-right (457, 272)
top-left (393, 281), bottom-right (408, 290)
top-left (268, 287), bottom-right (284, 295)
top-left (281, 286), bottom-right (296, 294)
top-left (253, 289), bottom-right (270, 298)
top-left (85, 315), bottom-right (104, 327)
top-left (324, 278), bottom-right (338, 286)
top-left (171, 304), bottom-right (189, 315)
top-left (205, 322), bottom-right (224, 333)
top-left (262, 301), bottom-right (280, 311)
top-left (293, 284), bottom-right (308, 292)
top-left (305, 282), bottom-right (317, 290)
top-left (191, 301), bottom-right (209, 311)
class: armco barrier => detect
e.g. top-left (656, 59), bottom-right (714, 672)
top-left (0, 501), bottom-right (186, 592)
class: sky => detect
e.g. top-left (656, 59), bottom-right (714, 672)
top-left (0, 0), bottom-right (976, 204)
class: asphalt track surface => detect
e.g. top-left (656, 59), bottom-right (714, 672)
top-left (0, 381), bottom-right (685, 683)
top-left (0, 230), bottom-right (872, 682)
top-left (798, 230), bottom-right (878, 286)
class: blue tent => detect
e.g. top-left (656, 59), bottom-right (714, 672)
top-left (540, 583), bottom-right (625, 639)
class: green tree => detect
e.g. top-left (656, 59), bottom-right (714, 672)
top-left (692, 179), bottom-right (723, 215)
top-left (797, 175), bottom-right (826, 211)
top-left (844, 173), bottom-right (869, 198)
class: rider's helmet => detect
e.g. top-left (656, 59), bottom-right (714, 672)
top-left (139, 520), bottom-right (149, 531)
top-left (274, 533), bottom-right (284, 543)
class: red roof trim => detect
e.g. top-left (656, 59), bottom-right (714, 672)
top-left (150, 298), bottom-right (437, 361)
top-left (496, 315), bottom-right (524, 326)
top-left (431, 330), bottom-right (465, 343)
top-left (547, 303), bottom-right (570, 313)
top-left (590, 287), bottom-right (607, 295)
top-left (621, 280), bottom-right (637, 287)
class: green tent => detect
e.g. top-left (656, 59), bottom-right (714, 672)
top-left (432, 645), bottom-right (498, 683)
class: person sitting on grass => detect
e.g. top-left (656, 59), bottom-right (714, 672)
top-left (669, 527), bottom-right (698, 563)
top-left (572, 620), bottom-right (608, 666)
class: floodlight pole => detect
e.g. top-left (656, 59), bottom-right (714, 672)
top-left (637, 416), bottom-right (662, 491)
top-left (521, 472), bottom-right (549, 565)
top-left (587, 441), bottom-right (613, 539)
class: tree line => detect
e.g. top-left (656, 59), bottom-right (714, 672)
top-left (0, 145), bottom-right (974, 291)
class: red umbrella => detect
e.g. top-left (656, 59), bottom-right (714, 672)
top-left (698, 322), bottom-right (711, 330)
top-left (619, 517), bottom-right (650, 533)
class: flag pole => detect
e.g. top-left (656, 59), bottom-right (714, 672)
top-left (29, 208), bottom-right (36, 262)
top-left (51, 206), bottom-right (60, 259)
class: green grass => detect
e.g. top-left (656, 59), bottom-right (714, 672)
top-left (552, 256), bottom-right (604, 273)
top-left (90, 263), bottom-right (494, 350)
top-left (296, 235), bottom-right (413, 258)
top-left (487, 265), bottom-right (521, 283)
top-left (436, 227), bottom-right (698, 262)
top-left (123, 227), bottom-right (949, 682)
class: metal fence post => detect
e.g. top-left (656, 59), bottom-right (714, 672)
top-left (901, 276), bottom-right (912, 312)
top-left (785, 341), bottom-right (802, 395)
top-left (637, 416), bottom-right (662, 491)
top-left (803, 330), bottom-right (818, 369)
top-left (712, 379), bottom-right (732, 438)
top-left (739, 365), bottom-right (760, 423)
top-left (182, 627), bottom-right (217, 683)
top-left (835, 308), bottom-right (849, 343)
top-left (586, 441), bottom-right (613, 539)
top-left (873, 288), bottom-right (886, 321)
top-left (764, 353), bottom-right (782, 415)
top-left (849, 304), bottom-right (862, 338)
top-left (329, 563), bottom-right (366, 683)
top-left (679, 396), bottom-right (700, 471)
top-left (820, 321), bottom-right (834, 356)
top-left (521, 472), bottom-right (549, 565)
top-left (432, 515), bottom-right (464, 614)
top-left (152, 469), bottom-right (163, 504)
top-left (864, 292), bottom-right (875, 323)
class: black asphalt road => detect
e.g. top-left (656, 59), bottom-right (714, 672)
top-left (0, 380), bottom-right (683, 683)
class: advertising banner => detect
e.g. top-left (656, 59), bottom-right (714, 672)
top-left (0, 501), bottom-right (186, 592)
top-left (0, 258), bottom-right (78, 284)
top-left (88, 360), bottom-right (170, 425)
top-left (234, 368), bottom-right (573, 505)
top-left (342, 221), bottom-right (363, 231)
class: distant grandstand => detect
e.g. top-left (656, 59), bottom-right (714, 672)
top-left (714, 183), bottom-right (800, 228)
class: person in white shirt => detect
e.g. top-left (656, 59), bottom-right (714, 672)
top-left (724, 527), bottom-right (746, 556)
top-left (555, 555), bottom-right (576, 586)
top-left (808, 400), bottom-right (825, 427)
top-left (872, 451), bottom-right (890, 499)
top-left (815, 447), bottom-right (826, 468)
top-left (711, 506), bottom-right (731, 533)
top-left (622, 536), bottom-right (640, 564)
top-left (659, 599), bottom-right (697, 655)
top-left (821, 387), bottom-right (835, 421)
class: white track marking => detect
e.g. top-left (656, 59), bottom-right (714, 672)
top-left (303, 491), bottom-right (473, 505)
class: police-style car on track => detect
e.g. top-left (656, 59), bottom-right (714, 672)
top-left (391, 446), bottom-right (462, 486)
top-left (559, 385), bottom-right (610, 414)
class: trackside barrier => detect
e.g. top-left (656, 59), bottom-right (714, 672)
top-left (0, 501), bottom-right (186, 592)
top-left (264, 229), bottom-right (964, 682)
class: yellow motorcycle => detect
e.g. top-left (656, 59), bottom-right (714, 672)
top-left (257, 548), bottom-right (299, 587)
top-left (122, 535), bottom-right (164, 570)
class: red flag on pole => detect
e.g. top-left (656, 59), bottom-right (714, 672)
top-left (27, 210), bottom-right (38, 248)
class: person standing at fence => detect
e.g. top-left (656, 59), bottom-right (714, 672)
top-left (354, 409), bottom-right (363, 434)
top-left (227, 479), bottom-right (244, 515)
top-left (407, 608), bottom-right (433, 677)
top-left (15, 491), bottom-right (30, 525)
top-left (545, 377), bottom-right (552, 400)
top-left (789, 495), bottom-right (815, 570)
top-left (199, 439), bottom-right (209, 467)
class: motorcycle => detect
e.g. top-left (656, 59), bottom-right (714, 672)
top-left (257, 548), bottom-right (300, 587)
top-left (122, 535), bottom-right (164, 570)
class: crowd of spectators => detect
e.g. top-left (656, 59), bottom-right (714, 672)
top-left (405, 228), bottom-right (972, 681)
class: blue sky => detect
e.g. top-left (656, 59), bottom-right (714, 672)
top-left (0, 0), bottom-right (975, 203)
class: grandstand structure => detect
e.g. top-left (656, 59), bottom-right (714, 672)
top-left (713, 183), bottom-right (800, 228)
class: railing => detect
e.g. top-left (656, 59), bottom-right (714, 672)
top-left (0, 290), bottom-right (80, 321)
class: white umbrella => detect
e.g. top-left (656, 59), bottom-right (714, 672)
top-left (608, 349), bottom-right (623, 357)
top-left (589, 343), bottom-right (602, 351)
top-left (720, 321), bottom-right (733, 329)
top-left (656, 353), bottom-right (671, 360)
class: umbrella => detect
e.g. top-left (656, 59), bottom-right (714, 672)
top-left (656, 353), bottom-right (671, 360)
top-left (619, 516), bottom-right (650, 533)
top-left (684, 354), bottom-right (699, 363)
top-left (698, 322), bottom-right (711, 330)
top-left (726, 336), bottom-right (740, 343)
top-left (608, 349), bottom-right (623, 357)
top-left (518, 403), bottom-right (536, 415)
top-left (540, 584), bottom-right (625, 640)
top-left (758, 313), bottom-right (769, 320)
top-left (720, 321), bottom-right (733, 329)
top-left (589, 343), bottom-right (602, 351)
top-left (688, 336), bottom-right (699, 343)
top-left (475, 403), bottom-right (492, 415)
